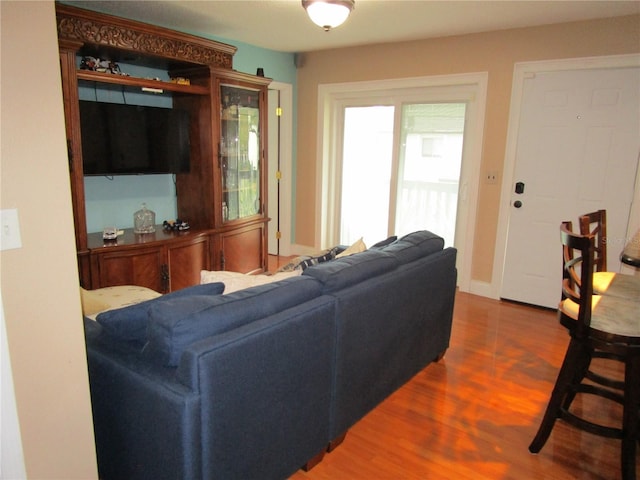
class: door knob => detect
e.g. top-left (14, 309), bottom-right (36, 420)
top-left (514, 200), bottom-right (523, 208)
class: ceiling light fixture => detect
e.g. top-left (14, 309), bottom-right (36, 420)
top-left (302, 0), bottom-right (355, 32)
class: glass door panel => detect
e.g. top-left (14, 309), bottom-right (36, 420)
top-left (220, 85), bottom-right (261, 222)
top-left (395, 103), bottom-right (465, 247)
top-left (340, 102), bottom-right (465, 248)
top-left (340, 106), bottom-right (394, 246)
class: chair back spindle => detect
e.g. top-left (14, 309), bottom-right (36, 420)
top-left (560, 222), bottom-right (596, 333)
top-left (579, 209), bottom-right (607, 272)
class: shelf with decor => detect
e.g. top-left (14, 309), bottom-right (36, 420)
top-left (76, 70), bottom-right (210, 95)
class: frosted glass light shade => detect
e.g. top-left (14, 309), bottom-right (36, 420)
top-left (302, 0), bottom-right (355, 31)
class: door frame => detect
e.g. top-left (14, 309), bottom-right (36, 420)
top-left (315, 73), bottom-right (489, 292)
top-left (267, 81), bottom-right (293, 256)
top-left (491, 53), bottom-right (640, 299)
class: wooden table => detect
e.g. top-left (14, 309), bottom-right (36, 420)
top-left (621, 228), bottom-right (640, 267)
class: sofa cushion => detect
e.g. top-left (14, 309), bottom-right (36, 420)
top-left (370, 236), bottom-right (397, 249)
top-left (302, 249), bottom-right (398, 292)
top-left (144, 276), bottom-right (322, 366)
top-left (96, 282), bottom-right (225, 342)
top-left (380, 230), bottom-right (444, 264)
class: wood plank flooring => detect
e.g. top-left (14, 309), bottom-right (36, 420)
top-left (286, 285), bottom-right (636, 480)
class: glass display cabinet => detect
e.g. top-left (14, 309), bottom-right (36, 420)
top-left (220, 85), bottom-right (262, 223)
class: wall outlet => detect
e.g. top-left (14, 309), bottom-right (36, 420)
top-left (485, 170), bottom-right (498, 184)
top-left (0, 209), bottom-right (22, 251)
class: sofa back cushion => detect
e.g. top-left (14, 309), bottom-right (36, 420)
top-left (379, 230), bottom-right (444, 264)
top-left (302, 249), bottom-right (398, 293)
top-left (96, 282), bottom-right (225, 343)
top-left (144, 276), bottom-right (322, 366)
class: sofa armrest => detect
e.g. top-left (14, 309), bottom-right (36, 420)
top-left (84, 319), bottom-right (202, 480)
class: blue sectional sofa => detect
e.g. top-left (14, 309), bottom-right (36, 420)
top-left (83, 231), bottom-right (457, 480)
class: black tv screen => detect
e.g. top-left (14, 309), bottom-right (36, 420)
top-left (79, 101), bottom-right (190, 175)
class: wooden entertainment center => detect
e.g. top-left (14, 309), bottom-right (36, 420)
top-left (56, 4), bottom-right (271, 292)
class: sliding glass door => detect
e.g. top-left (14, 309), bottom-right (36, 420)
top-left (340, 102), bottom-right (466, 248)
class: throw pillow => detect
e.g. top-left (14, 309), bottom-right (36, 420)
top-left (82, 285), bottom-right (162, 318)
top-left (96, 282), bottom-right (225, 342)
top-left (297, 246), bottom-right (340, 270)
top-left (200, 270), bottom-right (302, 294)
top-left (275, 247), bottom-right (341, 272)
top-left (336, 237), bottom-right (367, 258)
top-left (80, 287), bottom-right (111, 316)
top-left (274, 255), bottom-right (312, 272)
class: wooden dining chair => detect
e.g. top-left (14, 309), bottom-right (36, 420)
top-left (579, 209), bottom-right (640, 300)
top-left (579, 209), bottom-right (607, 271)
top-left (529, 222), bottom-right (640, 480)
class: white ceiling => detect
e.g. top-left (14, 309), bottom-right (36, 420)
top-left (66, 1), bottom-right (640, 53)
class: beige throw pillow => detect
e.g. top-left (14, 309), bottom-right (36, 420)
top-left (81, 285), bottom-right (162, 319)
top-left (336, 237), bottom-right (367, 258)
top-left (200, 270), bottom-right (302, 294)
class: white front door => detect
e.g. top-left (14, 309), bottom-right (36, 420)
top-left (500, 65), bottom-right (640, 308)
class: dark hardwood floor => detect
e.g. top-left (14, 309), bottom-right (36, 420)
top-left (282, 276), bottom-right (636, 480)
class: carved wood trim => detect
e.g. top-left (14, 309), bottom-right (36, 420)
top-left (55, 3), bottom-right (236, 68)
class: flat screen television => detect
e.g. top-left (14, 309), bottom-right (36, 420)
top-left (79, 100), bottom-right (190, 175)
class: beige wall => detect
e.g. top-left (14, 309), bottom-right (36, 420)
top-left (0, 1), bottom-right (98, 478)
top-left (295, 14), bottom-right (640, 283)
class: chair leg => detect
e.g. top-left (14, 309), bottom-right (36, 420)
top-left (621, 355), bottom-right (640, 480)
top-left (530, 339), bottom-right (588, 453)
top-left (562, 345), bottom-right (593, 411)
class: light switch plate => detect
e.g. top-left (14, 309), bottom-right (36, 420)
top-left (0, 209), bottom-right (22, 251)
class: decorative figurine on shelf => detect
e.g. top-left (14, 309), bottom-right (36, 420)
top-left (170, 77), bottom-right (191, 85)
top-left (133, 203), bottom-right (156, 234)
top-left (80, 56), bottom-right (128, 75)
top-left (163, 219), bottom-right (190, 231)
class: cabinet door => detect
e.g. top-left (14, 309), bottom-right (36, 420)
top-left (220, 85), bottom-right (263, 223)
top-left (93, 247), bottom-right (164, 292)
top-left (167, 236), bottom-right (210, 291)
top-left (218, 224), bottom-right (266, 274)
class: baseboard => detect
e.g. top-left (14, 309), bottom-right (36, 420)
top-left (288, 243), bottom-right (321, 256)
top-left (467, 280), bottom-right (498, 300)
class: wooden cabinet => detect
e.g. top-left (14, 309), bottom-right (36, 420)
top-left (88, 228), bottom-right (210, 292)
top-left (56, 4), bottom-right (271, 290)
top-left (166, 236), bottom-right (211, 291)
top-left (175, 67), bottom-right (270, 274)
top-left (215, 221), bottom-right (267, 274)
